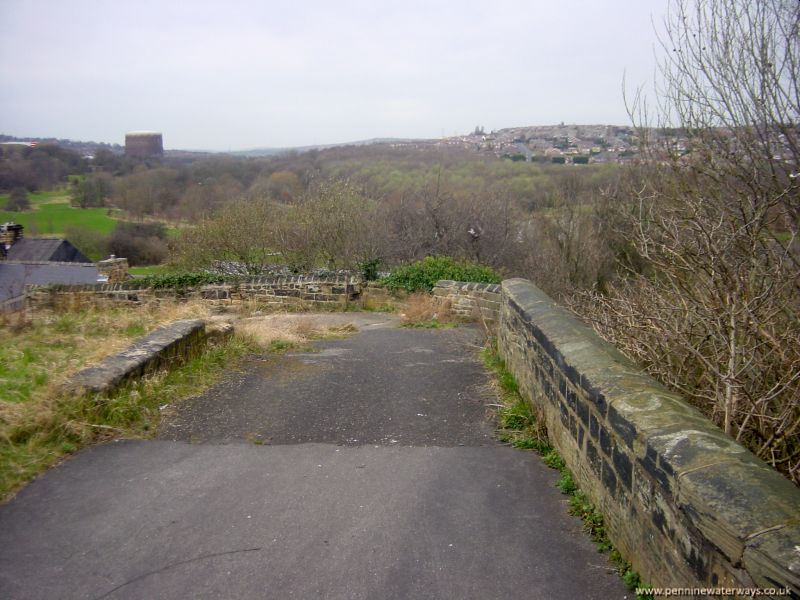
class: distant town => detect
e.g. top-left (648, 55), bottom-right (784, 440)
top-left (0, 124), bottom-right (647, 164)
top-left (390, 124), bottom-right (642, 164)
top-left (3, 123), bottom-right (795, 166)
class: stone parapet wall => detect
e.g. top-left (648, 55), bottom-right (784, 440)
top-left (498, 278), bottom-right (800, 595)
top-left (433, 280), bottom-right (501, 325)
top-left (26, 275), bottom-right (361, 311)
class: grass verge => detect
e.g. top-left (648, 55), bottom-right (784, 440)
top-left (399, 293), bottom-right (456, 329)
top-left (0, 301), bottom-right (253, 502)
top-left (0, 331), bottom-right (257, 503)
top-left (482, 338), bottom-right (653, 600)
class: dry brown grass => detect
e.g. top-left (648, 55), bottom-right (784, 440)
top-left (87, 300), bottom-right (215, 365)
top-left (234, 314), bottom-right (358, 349)
top-left (358, 288), bottom-right (400, 312)
top-left (398, 294), bottom-right (453, 327)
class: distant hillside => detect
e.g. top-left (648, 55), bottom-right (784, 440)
top-left (2, 125), bottom-right (646, 163)
top-left (0, 134), bottom-right (122, 157)
top-left (228, 125), bottom-right (644, 163)
top-left (230, 138), bottom-right (418, 157)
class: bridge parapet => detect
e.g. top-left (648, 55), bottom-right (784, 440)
top-left (25, 275), bottom-right (361, 311)
top-left (433, 280), bottom-right (501, 325)
top-left (498, 278), bottom-right (800, 594)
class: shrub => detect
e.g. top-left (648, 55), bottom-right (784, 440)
top-left (137, 272), bottom-right (229, 289)
top-left (358, 258), bottom-right (382, 281)
top-left (7, 187), bottom-right (31, 211)
top-left (381, 256), bottom-right (501, 293)
top-left (108, 222), bottom-right (168, 266)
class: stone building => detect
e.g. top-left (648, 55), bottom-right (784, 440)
top-left (124, 131), bottom-right (163, 157)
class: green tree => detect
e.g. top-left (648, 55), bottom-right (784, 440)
top-left (70, 173), bottom-right (113, 208)
top-left (6, 187), bottom-right (31, 211)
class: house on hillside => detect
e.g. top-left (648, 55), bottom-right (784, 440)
top-left (0, 222), bottom-right (125, 311)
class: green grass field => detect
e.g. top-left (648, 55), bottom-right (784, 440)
top-left (0, 186), bottom-right (180, 243)
top-left (129, 265), bottom-right (172, 276)
top-left (0, 189), bottom-right (71, 209)
top-left (0, 187), bottom-right (122, 236)
top-left (0, 203), bottom-right (120, 235)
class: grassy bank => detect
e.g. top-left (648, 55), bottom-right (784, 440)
top-left (0, 302), bottom-right (256, 501)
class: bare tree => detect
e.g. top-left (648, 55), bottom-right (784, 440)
top-left (289, 180), bottom-right (388, 270)
top-left (169, 199), bottom-right (279, 274)
top-left (573, 0), bottom-right (800, 483)
top-left (170, 181), bottom-right (387, 274)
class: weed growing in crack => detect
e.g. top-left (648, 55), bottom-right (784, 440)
top-left (267, 339), bottom-right (296, 353)
top-left (482, 339), bottom-right (549, 451)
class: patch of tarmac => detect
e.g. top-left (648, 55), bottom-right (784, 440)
top-left (157, 319), bottom-right (497, 446)
top-left (0, 441), bottom-right (629, 600)
top-left (235, 311), bottom-right (400, 331)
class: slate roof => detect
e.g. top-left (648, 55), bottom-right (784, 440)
top-left (5, 238), bottom-right (91, 263)
top-left (0, 262), bottom-right (101, 308)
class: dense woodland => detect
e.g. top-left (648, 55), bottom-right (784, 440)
top-left (1, 0), bottom-right (798, 484)
top-left (2, 141), bottom-right (624, 297)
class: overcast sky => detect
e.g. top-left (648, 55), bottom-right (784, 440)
top-left (0, 0), bottom-right (668, 151)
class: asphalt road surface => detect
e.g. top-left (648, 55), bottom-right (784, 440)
top-left (0, 314), bottom-right (630, 600)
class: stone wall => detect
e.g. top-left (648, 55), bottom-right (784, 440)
top-left (96, 257), bottom-right (129, 283)
top-left (498, 278), bottom-right (800, 595)
top-left (433, 280), bottom-right (501, 326)
top-left (26, 275), bottom-right (361, 311)
top-left (65, 320), bottom-right (207, 396)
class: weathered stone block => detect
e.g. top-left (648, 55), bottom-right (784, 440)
top-left (743, 525), bottom-right (800, 593)
top-left (612, 446), bottom-right (632, 490)
top-left (64, 319), bottom-right (206, 396)
top-left (677, 462), bottom-right (800, 564)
